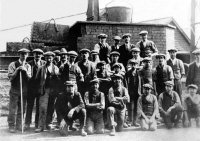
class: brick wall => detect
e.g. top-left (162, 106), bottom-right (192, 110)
top-left (69, 21), bottom-right (175, 55)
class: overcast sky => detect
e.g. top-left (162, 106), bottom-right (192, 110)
top-left (0, 0), bottom-right (199, 51)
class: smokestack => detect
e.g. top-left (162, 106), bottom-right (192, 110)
top-left (86, 0), bottom-right (99, 21)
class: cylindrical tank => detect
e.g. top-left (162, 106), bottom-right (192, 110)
top-left (105, 0), bottom-right (132, 22)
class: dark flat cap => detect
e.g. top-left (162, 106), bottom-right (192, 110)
top-left (98, 33), bottom-right (108, 39)
top-left (32, 49), bottom-right (44, 54)
top-left (143, 83), bottom-right (153, 89)
top-left (139, 30), bottom-right (148, 36)
top-left (64, 81), bottom-right (75, 86)
top-left (164, 81), bottom-right (174, 86)
top-left (131, 48), bottom-right (140, 52)
top-left (68, 51), bottom-right (78, 57)
top-left (80, 48), bottom-right (90, 54)
top-left (187, 84), bottom-right (198, 89)
top-left (192, 48), bottom-right (200, 54)
top-left (91, 50), bottom-right (99, 55)
top-left (111, 73), bottom-right (123, 79)
top-left (113, 36), bottom-right (121, 40)
top-left (60, 48), bottom-right (68, 55)
top-left (168, 48), bottom-right (178, 52)
top-left (90, 78), bottom-right (100, 84)
top-left (122, 33), bottom-right (131, 39)
top-left (53, 50), bottom-right (60, 55)
top-left (18, 48), bottom-right (30, 53)
top-left (44, 51), bottom-right (55, 56)
top-left (110, 51), bottom-right (120, 56)
top-left (156, 54), bottom-right (166, 59)
top-left (142, 57), bottom-right (152, 62)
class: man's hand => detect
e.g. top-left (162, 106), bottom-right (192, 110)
top-left (145, 117), bottom-right (150, 124)
top-left (67, 109), bottom-right (75, 119)
top-left (149, 116), bottom-right (155, 124)
top-left (18, 66), bottom-right (27, 72)
top-left (60, 119), bottom-right (66, 130)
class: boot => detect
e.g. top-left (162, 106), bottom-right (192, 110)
top-left (80, 129), bottom-right (87, 136)
top-left (59, 125), bottom-right (69, 136)
top-left (132, 121), bottom-right (140, 127)
top-left (35, 127), bottom-right (44, 133)
top-left (109, 126), bottom-right (116, 136)
top-left (9, 126), bottom-right (16, 133)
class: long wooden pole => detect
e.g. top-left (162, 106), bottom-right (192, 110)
top-left (20, 71), bottom-right (24, 133)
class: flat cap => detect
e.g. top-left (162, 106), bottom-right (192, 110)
top-left (164, 81), bottom-right (174, 86)
top-left (142, 57), bottom-right (152, 62)
top-left (60, 48), bottom-right (68, 55)
top-left (187, 84), bottom-right (198, 89)
top-left (113, 36), bottom-right (121, 40)
top-left (112, 63), bottom-right (122, 69)
top-left (111, 73), bottom-right (123, 80)
top-left (98, 33), bottom-right (108, 39)
top-left (53, 50), bottom-right (60, 55)
top-left (168, 48), bottom-right (178, 52)
top-left (18, 48), bottom-right (30, 53)
top-left (192, 48), bottom-right (200, 54)
top-left (128, 59), bottom-right (139, 64)
top-left (90, 78), bottom-right (100, 84)
top-left (156, 54), bottom-right (166, 59)
top-left (64, 81), bottom-right (75, 86)
top-left (80, 48), bottom-right (90, 54)
top-left (32, 49), bottom-right (44, 54)
top-left (44, 51), bottom-right (55, 56)
top-left (143, 83), bottom-right (153, 89)
top-left (131, 48), bottom-right (140, 52)
top-left (139, 30), bottom-right (148, 36)
top-left (110, 51), bottom-right (120, 56)
top-left (68, 51), bottom-right (78, 57)
top-left (122, 33), bottom-right (131, 39)
top-left (91, 50), bottom-right (99, 55)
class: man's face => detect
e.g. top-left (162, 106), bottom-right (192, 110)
top-left (20, 52), bottom-right (28, 61)
top-left (114, 67), bottom-right (120, 73)
top-left (143, 87), bottom-right (151, 95)
top-left (69, 56), bottom-right (76, 63)
top-left (34, 52), bottom-right (42, 60)
top-left (91, 82), bottom-right (99, 91)
top-left (114, 40), bottom-right (120, 45)
top-left (144, 61), bottom-right (151, 68)
top-left (111, 55), bottom-right (119, 62)
top-left (60, 54), bottom-right (67, 61)
top-left (132, 51), bottom-right (140, 58)
top-left (99, 64), bottom-right (105, 71)
top-left (81, 52), bottom-right (89, 60)
top-left (113, 78), bottom-right (122, 87)
top-left (124, 36), bottom-right (130, 43)
top-left (158, 57), bottom-right (165, 65)
top-left (54, 55), bottom-right (60, 60)
top-left (100, 37), bottom-right (106, 43)
top-left (45, 55), bottom-right (53, 64)
top-left (195, 53), bottom-right (200, 61)
top-left (165, 85), bottom-right (173, 92)
top-left (66, 85), bottom-right (75, 94)
top-left (188, 88), bottom-right (197, 96)
top-left (141, 34), bottom-right (147, 41)
top-left (169, 51), bottom-right (176, 59)
top-left (129, 63), bottom-right (137, 70)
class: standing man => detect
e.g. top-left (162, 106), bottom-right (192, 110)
top-left (77, 48), bottom-right (96, 97)
top-left (167, 48), bottom-right (185, 100)
top-left (57, 48), bottom-right (68, 69)
top-left (56, 81), bottom-right (87, 136)
top-left (90, 50), bottom-right (100, 65)
top-left (107, 74), bottom-right (130, 136)
top-left (119, 33), bottom-right (135, 68)
top-left (136, 30), bottom-right (158, 58)
top-left (35, 51), bottom-right (60, 132)
top-left (7, 48), bottom-right (31, 133)
top-left (186, 48), bottom-right (200, 94)
top-left (158, 81), bottom-right (183, 129)
top-left (111, 36), bottom-right (121, 52)
top-left (84, 79), bottom-right (105, 134)
top-left (94, 33), bottom-right (111, 64)
top-left (154, 54), bottom-right (174, 96)
top-left (137, 84), bottom-right (159, 131)
top-left (125, 59), bottom-right (140, 127)
top-left (24, 49), bottom-right (46, 130)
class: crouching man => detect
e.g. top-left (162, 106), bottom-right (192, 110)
top-left (158, 81), bottom-right (183, 129)
top-left (137, 84), bottom-right (159, 131)
top-left (183, 84), bottom-right (200, 127)
top-left (107, 74), bottom-right (130, 136)
top-left (56, 81), bottom-right (87, 136)
top-left (84, 78), bottom-right (105, 134)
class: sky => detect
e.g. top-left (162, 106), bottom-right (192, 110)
top-left (0, 0), bottom-right (199, 51)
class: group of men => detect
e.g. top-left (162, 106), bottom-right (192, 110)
top-left (7, 30), bottom-right (200, 136)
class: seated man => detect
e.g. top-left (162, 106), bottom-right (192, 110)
top-left (137, 84), bottom-right (159, 131)
top-left (183, 84), bottom-right (200, 127)
top-left (158, 81), bottom-right (183, 129)
top-left (107, 74), bottom-right (130, 136)
top-left (84, 79), bottom-right (105, 134)
top-left (55, 81), bottom-right (87, 136)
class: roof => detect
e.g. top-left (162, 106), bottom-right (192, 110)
top-left (138, 17), bottom-right (191, 45)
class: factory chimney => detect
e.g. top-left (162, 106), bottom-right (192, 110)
top-left (86, 0), bottom-right (100, 21)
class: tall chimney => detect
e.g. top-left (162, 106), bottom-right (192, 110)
top-left (86, 0), bottom-right (99, 21)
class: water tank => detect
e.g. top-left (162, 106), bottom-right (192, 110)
top-left (105, 0), bottom-right (132, 22)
